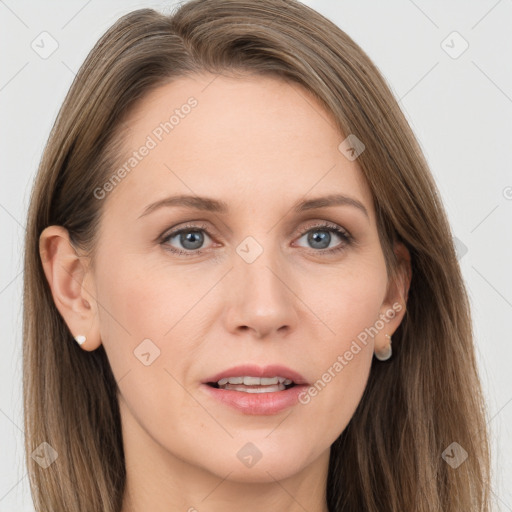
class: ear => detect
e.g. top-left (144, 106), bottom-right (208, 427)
top-left (375, 241), bottom-right (412, 353)
top-left (39, 225), bottom-right (102, 352)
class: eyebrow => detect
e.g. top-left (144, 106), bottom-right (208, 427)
top-left (138, 193), bottom-right (369, 219)
top-left (295, 194), bottom-right (369, 219)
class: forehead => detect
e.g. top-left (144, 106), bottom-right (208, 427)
top-left (104, 72), bottom-right (374, 221)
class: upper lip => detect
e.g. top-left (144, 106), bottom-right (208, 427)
top-left (203, 364), bottom-right (309, 386)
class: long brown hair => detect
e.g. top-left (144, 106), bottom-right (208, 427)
top-left (23, 1), bottom-right (492, 510)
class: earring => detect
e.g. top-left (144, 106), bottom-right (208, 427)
top-left (375, 333), bottom-right (392, 361)
top-left (74, 335), bottom-right (86, 346)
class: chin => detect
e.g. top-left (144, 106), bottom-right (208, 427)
top-left (202, 446), bottom-right (314, 484)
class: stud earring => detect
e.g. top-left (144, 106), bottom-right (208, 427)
top-left (74, 335), bottom-right (86, 346)
top-left (375, 333), bottom-right (392, 361)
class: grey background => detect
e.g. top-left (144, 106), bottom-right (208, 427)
top-left (1, 0), bottom-right (511, 510)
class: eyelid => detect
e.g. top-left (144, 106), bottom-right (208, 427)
top-left (295, 220), bottom-right (351, 238)
top-left (159, 219), bottom-right (354, 256)
top-left (160, 219), bottom-right (350, 239)
top-left (158, 221), bottom-right (213, 243)
top-left (292, 220), bottom-right (354, 253)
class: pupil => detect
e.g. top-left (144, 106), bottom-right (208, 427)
top-left (308, 230), bottom-right (330, 249)
top-left (181, 231), bottom-right (204, 250)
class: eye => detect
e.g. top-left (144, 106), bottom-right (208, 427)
top-left (159, 221), bottom-right (353, 257)
top-left (160, 223), bottom-right (213, 256)
top-left (294, 222), bottom-right (352, 254)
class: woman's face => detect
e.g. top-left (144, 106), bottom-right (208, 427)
top-left (73, 73), bottom-right (407, 484)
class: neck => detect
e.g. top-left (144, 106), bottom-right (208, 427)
top-left (122, 465), bottom-right (330, 512)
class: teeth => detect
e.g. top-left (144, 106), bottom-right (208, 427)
top-left (222, 383), bottom-right (286, 393)
top-left (215, 376), bottom-right (295, 387)
top-left (243, 376), bottom-right (261, 385)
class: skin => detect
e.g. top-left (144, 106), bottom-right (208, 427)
top-left (40, 73), bottom-right (411, 512)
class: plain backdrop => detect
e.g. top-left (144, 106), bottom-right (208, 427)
top-left (1, 1), bottom-right (511, 510)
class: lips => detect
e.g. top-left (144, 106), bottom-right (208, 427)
top-left (200, 364), bottom-right (311, 415)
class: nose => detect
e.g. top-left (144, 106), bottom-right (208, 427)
top-left (224, 246), bottom-right (299, 339)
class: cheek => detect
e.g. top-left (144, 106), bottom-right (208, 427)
top-left (303, 252), bottom-right (388, 345)
top-left (94, 253), bottom-right (220, 412)
top-left (92, 254), bottom-right (180, 383)
top-left (297, 256), bottom-right (386, 434)
top-left (94, 258), bottom-right (202, 431)
top-left (97, 253), bottom-right (206, 342)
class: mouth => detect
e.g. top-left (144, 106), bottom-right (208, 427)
top-left (202, 364), bottom-right (308, 393)
top-left (200, 365), bottom-right (309, 415)
top-left (206, 376), bottom-right (297, 393)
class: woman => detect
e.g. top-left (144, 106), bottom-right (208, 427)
top-left (23, 0), bottom-right (491, 510)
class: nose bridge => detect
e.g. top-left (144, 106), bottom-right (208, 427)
top-left (226, 236), bottom-right (298, 337)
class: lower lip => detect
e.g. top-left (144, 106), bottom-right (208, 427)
top-left (200, 383), bottom-right (309, 415)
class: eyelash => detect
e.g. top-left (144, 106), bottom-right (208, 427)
top-left (160, 221), bottom-right (353, 257)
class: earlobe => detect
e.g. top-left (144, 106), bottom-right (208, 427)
top-left (39, 225), bottom-right (102, 351)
